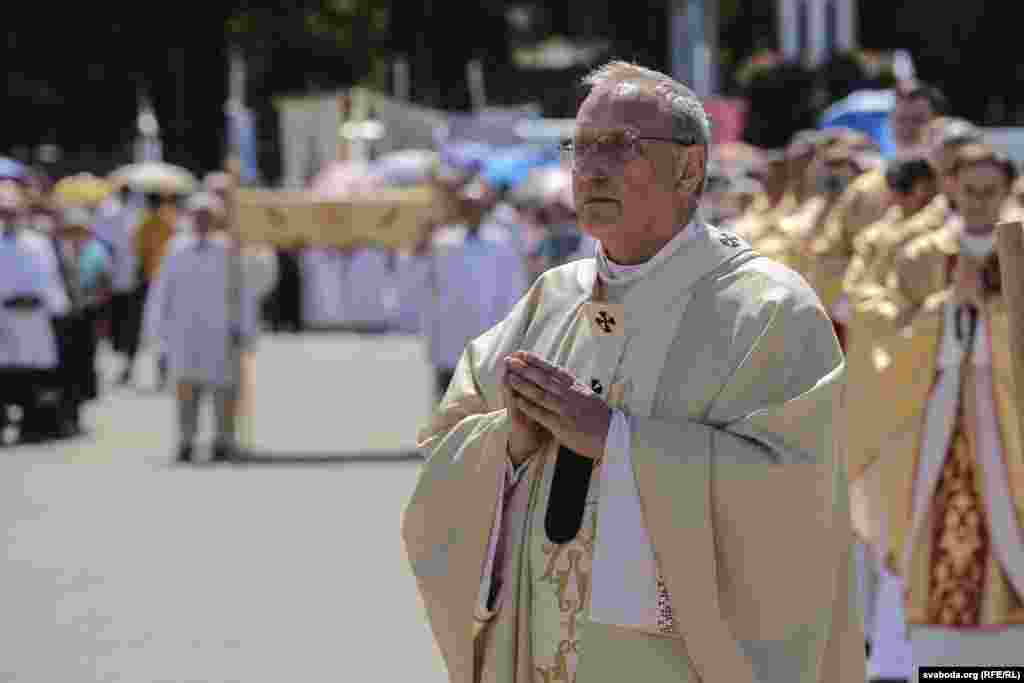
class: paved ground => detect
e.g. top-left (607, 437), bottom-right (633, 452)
top-left (1, 333), bottom-right (450, 683)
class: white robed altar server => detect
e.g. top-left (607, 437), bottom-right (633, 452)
top-left (401, 179), bottom-right (529, 399)
top-left (402, 62), bottom-right (863, 683)
top-left (93, 188), bottom-right (141, 293)
top-left (142, 193), bottom-right (260, 462)
top-left (299, 246), bottom-right (400, 331)
top-left (299, 247), bottom-right (348, 330)
top-left (0, 182), bottom-right (64, 371)
top-left (0, 173), bottom-right (70, 442)
top-left (340, 246), bottom-right (400, 331)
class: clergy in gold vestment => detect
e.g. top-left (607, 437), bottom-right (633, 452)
top-left (840, 157), bottom-right (942, 681)
top-left (402, 61), bottom-right (863, 683)
top-left (742, 130), bottom-right (819, 260)
top-left (807, 167), bottom-right (890, 306)
top-left (843, 158), bottom-right (945, 310)
top-left (783, 144), bottom-right (864, 285)
top-left (850, 144), bottom-right (1024, 668)
top-left (728, 149), bottom-right (790, 245)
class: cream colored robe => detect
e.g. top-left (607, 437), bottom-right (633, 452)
top-left (402, 223), bottom-right (864, 683)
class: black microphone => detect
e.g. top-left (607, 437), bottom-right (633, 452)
top-left (545, 445), bottom-right (594, 544)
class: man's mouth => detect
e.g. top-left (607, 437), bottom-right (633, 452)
top-left (584, 197), bottom-right (619, 205)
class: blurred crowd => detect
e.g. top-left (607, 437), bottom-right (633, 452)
top-left (4, 79), bottom-right (1024, 451)
top-left (6, 72), bottom-right (1024, 677)
top-left (0, 138), bottom-right (585, 453)
top-left (0, 165), bottom-right (275, 451)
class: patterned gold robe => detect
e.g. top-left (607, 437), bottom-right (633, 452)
top-left (402, 223), bottom-right (863, 683)
top-left (848, 227), bottom-right (1024, 653)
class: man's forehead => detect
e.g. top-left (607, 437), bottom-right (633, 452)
top-left (575, 84), bottom-right (674, 137)
top-left (961, 163), bottom-right (1007, 185)
top-left (896, 96), bottom-right (932, 114)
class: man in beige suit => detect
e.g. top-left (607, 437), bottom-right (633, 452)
top-left (402, 61), bottom-right (864, 683)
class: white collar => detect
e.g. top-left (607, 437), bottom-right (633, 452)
top-left (595, 221), bottom-right (698, 286)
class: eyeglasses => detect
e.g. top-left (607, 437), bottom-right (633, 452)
top-left (560, 130), bottom-right (698, 171)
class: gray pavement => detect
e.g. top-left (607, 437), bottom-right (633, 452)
top-left (1, 333), bottom-right (450, 683)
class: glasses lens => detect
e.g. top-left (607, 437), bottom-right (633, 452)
top-left (566, 132), bottom-right (636, 170)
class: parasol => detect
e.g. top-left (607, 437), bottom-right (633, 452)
top-left (509, 166), bottom-right (572, 209)
top-left (0, 157), bottom-right (27, 182)
top-left (109, 162), bottom-right (198, 195)
top-left (309, 160), bottom-right (380, 200)
top-left (53, 173), bottom-right (114, 208)
top-left (370, 149), bottom-right (439, 187)
top-left (481, 146), bottom-right (560, 190)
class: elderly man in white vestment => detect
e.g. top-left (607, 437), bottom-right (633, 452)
top-left (402, 61), bottom-right (864, 683)
top-left (142, 192), bottom-right (260, 464)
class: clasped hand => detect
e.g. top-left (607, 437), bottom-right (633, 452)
top-left (502, 351), bottom-right (612, 464)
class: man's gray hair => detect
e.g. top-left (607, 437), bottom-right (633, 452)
top-left (581, 60), bottom-right (712, 195)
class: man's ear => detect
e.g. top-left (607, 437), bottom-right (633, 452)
top-left (676, 174), bottom-right (702, 194)
top-left (676, 145), bottom-right (706, 193)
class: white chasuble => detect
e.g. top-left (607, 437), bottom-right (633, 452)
top-left (404, 222), bottom-right (862, 683)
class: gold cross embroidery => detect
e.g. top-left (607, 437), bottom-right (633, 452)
top-left (586, 302), bottom-right (625, 337)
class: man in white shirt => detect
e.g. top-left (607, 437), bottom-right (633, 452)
top-left (404, 175), bottom-right (528, 400)
top-left (143, 193), bottom-right (259, 463)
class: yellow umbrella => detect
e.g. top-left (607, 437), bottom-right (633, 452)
top-left (52, 173), bottom-right (114, 208)
top-left (109, 162), bottom-right (198, 195)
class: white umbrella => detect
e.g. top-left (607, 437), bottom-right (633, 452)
top-left (309, 160), bottom-right (379, 200)
top-left (370, 149), bottom-right (439, 187)
top-left (110, 162), bottom-right (198, 195)
top-left (509, 166), bottom-right (571, 209)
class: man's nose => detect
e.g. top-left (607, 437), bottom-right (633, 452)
top-left (573, 151), bottom-right (615, 181)
top-left (574, 171), bottom-right (613, 196)
top-left (573, 161), bottom-right (610, 188)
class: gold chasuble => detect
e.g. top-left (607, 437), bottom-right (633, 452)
top-left (848, 229), bottom-right (1024, 661)
top-left (402, 222), bottom-right (864, 683)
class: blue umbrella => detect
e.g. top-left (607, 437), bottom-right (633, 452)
top-left (438, 141), bottom-right (492, 174)
top-left (0, 157), bottom-right (27, 182)
top-left (819, 89), bottom-right (896, 158)
top-left (482, 145), bottom-right (561, 190)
